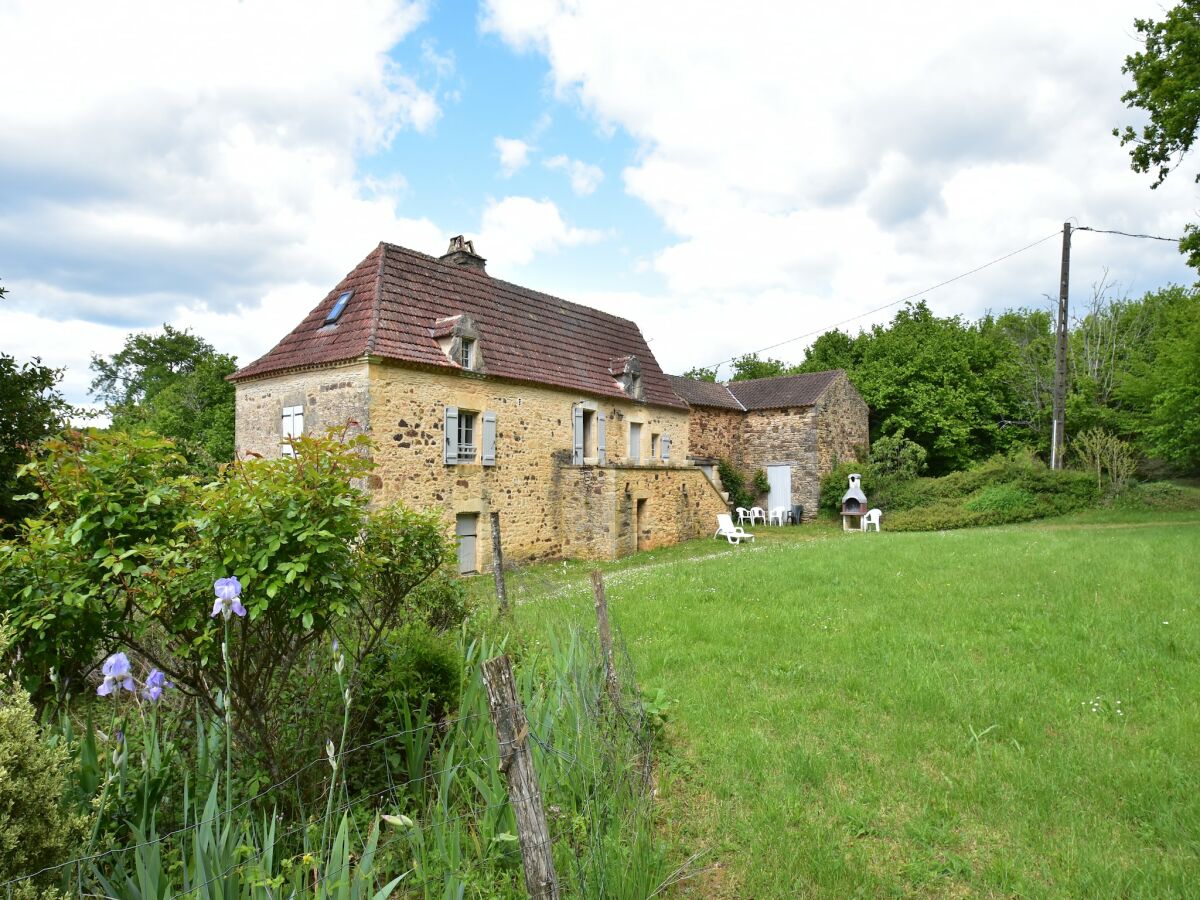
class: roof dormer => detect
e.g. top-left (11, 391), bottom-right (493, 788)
top-left (609, 355), bottom-right (644, 401)
top-left (432, 313), bottom-right (486, 373)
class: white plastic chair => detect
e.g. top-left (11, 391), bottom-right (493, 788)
top-left (715, 513), bottom-right (756, 544)
top-left (768, 506), bottom-right (786, 526)
top-left (862, 508), bottom-right (882, 532)
top-left (749, 506), bottom-right (767, 525)
top-left (735, 506), bottom-right (751, 526)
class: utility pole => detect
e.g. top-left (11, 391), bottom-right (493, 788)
top-left (1050, 221), bottom-right (1071, 470)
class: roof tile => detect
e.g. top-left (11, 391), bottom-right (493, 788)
top-left (231, 242), bottom-right (686, 409)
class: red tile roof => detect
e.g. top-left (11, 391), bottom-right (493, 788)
top-left (666, 375), bottom-right (745, 410)
top-left (668, 371), bottom-right (844, 411)
top-left (231, 242), bottom-right (686, 410)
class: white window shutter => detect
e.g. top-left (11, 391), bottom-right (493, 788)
top-left (572, 405), bottom-right (584, 465)
top-left (662, 433), bottom-right (671, 461)
top-left (482, 411), bottom-right (497, 466)
top-left (597, 412), bottom-right (607, 465)
top-left (444, 406), bottom-right (459, 465)
top-left (293, 408), bottom-right (304, 437)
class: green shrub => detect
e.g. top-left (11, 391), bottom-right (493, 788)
top-left (1, 630), bottom-right (88, 898)
top-left (1113, 481), bottom-right (1200, 511)
top-left (718, 459), bottom-right (755, 511)
top-left (964, 485), bottom-right (1037, 514)
top-left (752, 468), bottom-right (770, 495)
top-left (870, 432), bottom-right (928, 479)
top-left (359, 622), bottom-right (463, 723)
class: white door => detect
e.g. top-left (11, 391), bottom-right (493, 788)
top-left (766, 465), bottom-right (791, 513)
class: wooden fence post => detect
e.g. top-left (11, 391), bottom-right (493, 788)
top-left (590, 570), bottom-right (622, 707)
top-left (490, 511), bottom-right (508, 614)
top-left (481, 655), bottom-right (560, 900)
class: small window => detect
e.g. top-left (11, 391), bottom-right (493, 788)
top-left (281, 405), bottom-right (304, 457)
top-left (650, 433), bottom-right (660, 458)
top-left (459, 338), bottom-right (475, 369)
top-left (457, 411), bottom-right (477, 461)
top-left (325, 290), bottom-right (353, 325)
top-left (629, 422), bottom-right (642, 461)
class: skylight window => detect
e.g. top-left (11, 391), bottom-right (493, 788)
top-left (324, 290), bottom-right (353, 325)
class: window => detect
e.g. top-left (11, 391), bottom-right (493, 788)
top-left (629, 422), bottom-right (642, 461)
top-left (650, 433), bottom-right (660, 458)
top-left (324, 290), bottom-right (352, 325)
top-left (281, 405), bottom-right (304, 457)
top-left (459, 338), bottom-right (475, 368)
top-left (457, 411), bottom-right (477, 461)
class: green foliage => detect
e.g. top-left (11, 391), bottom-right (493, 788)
top-left (869, 432), bottom-right (927, 479)
top-left (681, 365), bottom-right (718, 382)
top-left (1112, 480), bottom-right (1200, 511)
top-left (0, 353), bottom-right (73, 532)
top-left (729, 353), bottom-right (793, 382)
top-left (1072, 428), bottom-right (1138, 492)
top-left (794, 329), bottom-right (859, 374)
top-left (1114, 1), bottom-right (1200, 268)
top-left (0, 429), bottom-right (455, 777)
top-left (752, 468), bottom-right (770, 495)
top-left (90, 325), bottom-right (237, 471)
top-left (820, 452), bottom-right (1100, 530)
top-left (717, 458), bottom-right (755, 511)
top-left (0, 630), bottom-right (88, 899)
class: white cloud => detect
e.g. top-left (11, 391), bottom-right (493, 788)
top-left (477, 196), bottom-right (604, 270)
top-left (0, 1), bottom-right (442, 316)
top-left (482, 0), bottom-right (1198, 375)
top-left (494, 137), bottom-right (532, 176)
top-left (545, 155), bottom-right (604, 195)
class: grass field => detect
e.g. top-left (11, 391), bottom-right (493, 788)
top-left (498, 511), bottom-right (1200, 896)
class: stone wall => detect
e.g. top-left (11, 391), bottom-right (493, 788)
top-left (814, 371), bottom-right (870, 473)
top-left (686, 406), bottom-right (743, 465)
top-left (234, 362), bottom-right (370, 458)
top-left (365, 361), bottom-right (695, 566)
top-left (557, 463), bottom-right (729, 560)
top-left (740, 406), bottom-right (821, 517)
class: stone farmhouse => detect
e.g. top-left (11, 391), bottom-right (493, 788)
top-left (230, 237), bottom-right (868, 569)
top-left (667, 372), bottom-right (868, 521)
top-left (230, 237), bottom-right (729, 571)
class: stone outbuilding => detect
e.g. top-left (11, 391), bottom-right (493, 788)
top-left (230, 237), bottom-right (728, 570)
top-left (667, 371), bottom-right (868, 520)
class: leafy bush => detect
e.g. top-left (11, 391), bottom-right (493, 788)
top-left (1, 628), bottom-right (88, 899)
top-left (1072, 428), bottom-right (1139, 491)
top-left (822, 452), bottom-right (1101, 531)
top-left (753, 468), bottom-right (770, 495)
top-left (870, 432), bottom-right (928, 479)
top-left (1112, 481), bottom-right (1200, 511)
top-left (1, 428), bottom-right (457, 782)
top-left (718, 458), bottom-right (755, 511)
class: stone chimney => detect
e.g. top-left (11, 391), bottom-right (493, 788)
top-left (439, 235), bottom-right (487, 273)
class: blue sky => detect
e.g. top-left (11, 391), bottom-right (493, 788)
top-left (0, 0), bottom-right (1196, 407)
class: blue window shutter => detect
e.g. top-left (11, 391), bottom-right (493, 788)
top-left (662, 433), bottom-right (671, 461)
top-left (572, 406), bottom-right (584, 465)
top-left (444, 406), bottom-right (459, 465)
top-left (482, 411), bottom-right (497, 466)
top-left (597, 412), bottom-right (607, 465)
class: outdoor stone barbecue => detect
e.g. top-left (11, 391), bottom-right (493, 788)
top-left (840, 473), bottom-right (868, 531)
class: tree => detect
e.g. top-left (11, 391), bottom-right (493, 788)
top-left (681, 365), bottom-right (718, 382)
top-left (729, 353), bottom-right (793, 381)
top-left (795, 329), bottom-right (859, 374)
top-left (0, 280), bottom-right (74, 531)
top-left (90, 325), bottom-right (237, 470)
top-left (1115, 1), bottom-right (1200, 268)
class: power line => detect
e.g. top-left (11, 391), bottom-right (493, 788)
top-left (1074, 225), bottom-right (1182, 243)
top-left (699, 229), bottom-right (1063, 373)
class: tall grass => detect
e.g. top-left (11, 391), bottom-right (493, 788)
top-left (53, 626), bottom-right (665, 899)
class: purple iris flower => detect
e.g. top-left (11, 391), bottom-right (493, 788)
top-left (142, 668), bottom-right (172, 702)
top-left (211, 576), bottom-right (246, 620)
top-left (97, 652), bottom-right (135, 696)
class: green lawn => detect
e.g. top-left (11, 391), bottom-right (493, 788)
top-left (500, 512), bottom-right (1200, 896)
